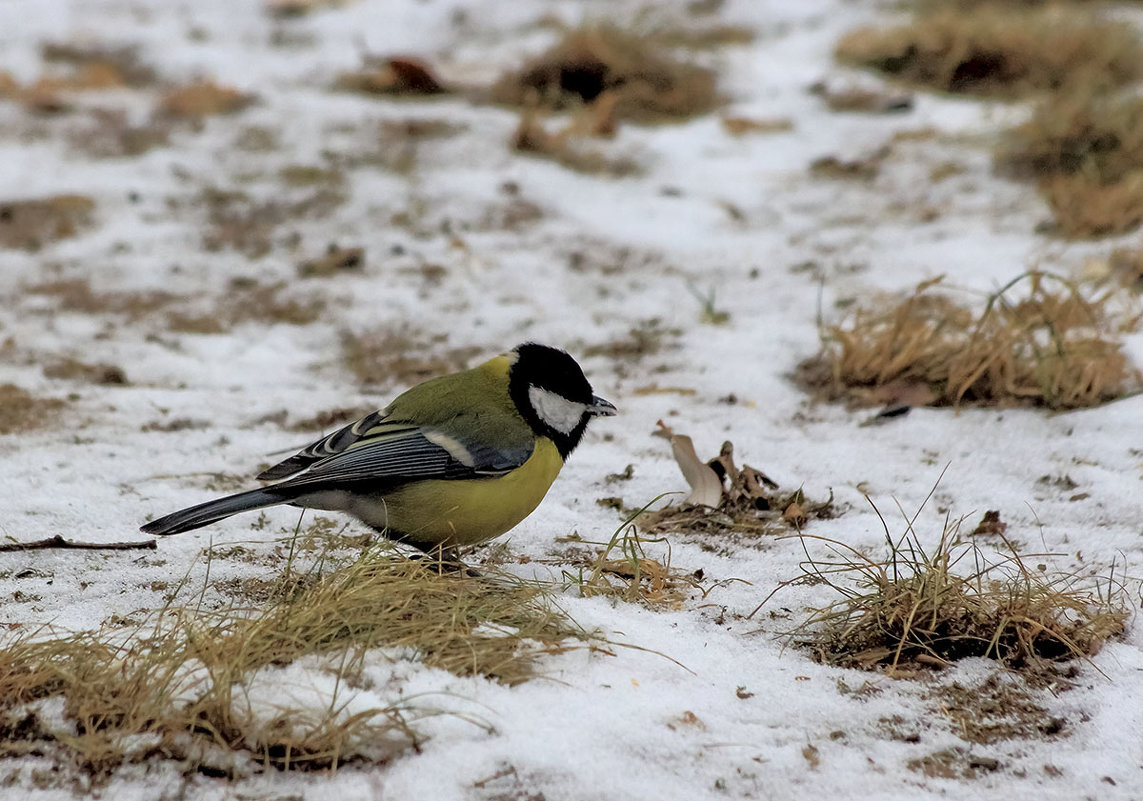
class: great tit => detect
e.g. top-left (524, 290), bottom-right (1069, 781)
top-left (140, 343), bottom-right (616, 551)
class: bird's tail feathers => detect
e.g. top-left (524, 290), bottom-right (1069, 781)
top-left (140, 487), bottom-right (285, 536)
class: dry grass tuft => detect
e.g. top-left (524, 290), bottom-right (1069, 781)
top-left (798, 273), bottom-right (1140, 409)
top-left (41, 42), bottom-right (155, 88)
top-left (809, 81), bottom-right (913, 114)
top-left (491, 25), bottom-right (720, 125)
top-left (25, 278), bottom-right (173, 318)
top-left (560, 510), bottom-right (700, 608)
top-left (167, 279), bottom-right (326, 332)
top-left (721, 116), bottom-right (795, 135)
top-left (835, 7), bottom-right (1143, 97)
top-left (511, 113), bottom-right (640, 176)
top-left (337, 57), bottom-right (448, 96)
top-left (0, 384), bottom-right (67, 435)
top-left (199, 182), bottom-right (346, 258)
top-left (340, 328), bottom-right (482, 389)
top-left (43, 358), bottom-right (128, 385)
top-left (68, 109), bottom-right (172, 158)
top-left (298, 243), bottom-right (364, 278)
top-left (0, 195), bottom-right (95, 251)
top-left (0, 549), bottom-right (591, 773)
top-left (286, 406), bottom-right (376, 433)
top-left (25, 277), bottom-right (318, 332)
top-left (997, 93), bottom-right (1143, 236)
top-left (0, 43), bottom-right (153, 113)
top-left (1102, 247), bottom-right (1143, 292)
top-left (159, 80), bottom-right (255, 118)
top-left (771, 502), bottom-right (1127, 675)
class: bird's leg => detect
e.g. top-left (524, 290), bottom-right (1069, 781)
top-left (410, 543), bottom-right (480, 576)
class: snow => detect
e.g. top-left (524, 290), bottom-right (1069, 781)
top-left (1, 0), bottom-right (1143, 798)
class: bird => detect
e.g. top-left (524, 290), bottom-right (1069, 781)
top-left (140, 343), bottom-right (616, 555)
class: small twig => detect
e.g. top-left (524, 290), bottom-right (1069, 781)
top-left (0, 535), bottom-right (157, 553)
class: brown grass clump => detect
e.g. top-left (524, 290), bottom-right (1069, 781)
top-left (286, 405), bottom-right (376, 433)
top-left (340, 328), bottom-right (482, 389)
top-left (0, 195), bottom-right (95, 251)
top-left (1101, 247), bottom-right (1143, 292)
top-left (721, 116), bottom-right (795, 135)
top-left (199, 182), bottom-right (345, 258)
top-left (491, 25), bottom-right (720, 125)
top-left (0, 384), bottom-right (67, 435)
top-left (337, 57), bottom-right (448, 96)
top-left (770, 505), bottom-right (1127, 674)
top-left (167, 279), bottom-right (326, 333)
top-left (298, 243), bottom-right (365, 278)
top-left (0, 550), bottom-right (591, 773)
top-left (159, 80), bottom-right (255, 118)
top-left (798, 273), bottom-right (1140, 410)
top-left (997, 93), bottom-right (1143, 236)
top-left (511, 113), bottom-right (640, 176)
top-left (43, 358), bottom-right (128, 385)
top-left (809, 82), bottom-right (913, 114)
top-left (0, 43), bottom-right (153, 113)
top-left (26, 276), bottom-right (321, 332)
top-left (835, 7), bottom-right (1143, 97)
top-left (25, 277), bottom-right (173, 318)
top-left (41, 42), bottom-right (156, 88)
top-left (560, 511), bottom-right (700, 608)
top-left (68, 109), bottom-right (172, 158)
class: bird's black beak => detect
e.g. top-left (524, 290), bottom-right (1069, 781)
top-left (589, 395), bottom-right (617, 416)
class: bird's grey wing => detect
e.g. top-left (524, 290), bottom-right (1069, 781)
top-left (272, 426), bottom-right (535, 491)
top-left (258, 409), bottom-right (391, 481)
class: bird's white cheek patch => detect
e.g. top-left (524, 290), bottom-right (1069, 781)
top-left (528, 386), bottom-right (586, 435)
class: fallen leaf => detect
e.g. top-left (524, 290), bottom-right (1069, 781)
top-left (969, 510), bottom-right (1007, 537)
top-left (783, 502), bottom-right (807, 527)
top-left (658, 421), bottom-right (723, 507)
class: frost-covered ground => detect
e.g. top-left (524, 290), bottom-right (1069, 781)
top-left (2, 0), bottom-right (1143, 799)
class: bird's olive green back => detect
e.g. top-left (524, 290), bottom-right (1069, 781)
top-left (381, 354), bottom-right (535, 449)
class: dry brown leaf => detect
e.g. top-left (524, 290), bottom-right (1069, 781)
top-left (969, 510), bottom-right (1007, 538)
top-left (657, 420), bottom-right (722, 507)
top-left (783, 502), bottom-right (807, 527)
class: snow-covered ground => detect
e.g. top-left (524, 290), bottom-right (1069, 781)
top-left (2, 0), bottom-right (1143, 798)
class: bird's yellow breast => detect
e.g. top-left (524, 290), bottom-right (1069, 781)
top-left (377, 437), bottom-right (564, 548)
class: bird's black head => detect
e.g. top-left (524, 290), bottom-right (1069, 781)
top-left (508, 342), bottom-right (616, 458)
